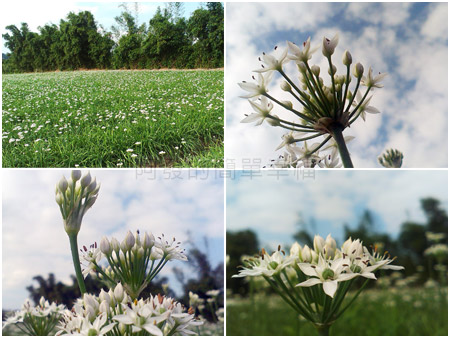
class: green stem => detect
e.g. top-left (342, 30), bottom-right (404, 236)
top-left (317, 325), bottom-right (330, 336)
top-left (335, 279), bottom-right (370, 318)
top-left (68, 234), bottom-right (86, 295)
top-left (328, 124), bottom-right (353, 168)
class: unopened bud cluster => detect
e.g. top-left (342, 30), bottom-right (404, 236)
top-left (55, 170), bottom-right (100, 236)
top-left (378, 148), bottom-right (404, 168)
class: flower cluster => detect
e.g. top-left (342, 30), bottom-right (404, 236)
top-left (239, 34), bottom-right (390, 168)
top-left (55, 170), bottom-right (100, 236)
top-left (378, 148), bottom-right (404, 168)
top-left (57, 284), bottom-right (202, 336)
top-left (233, 235), bottom-right (403, 333)
top-left (80, 231), bottom-right (187, 300)
top-left (3, 297), bottom-right (66, 336)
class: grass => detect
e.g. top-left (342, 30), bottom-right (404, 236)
top-left (2, 70), bottom-right (223, 168)
top-left (226, 286), bottom-right (448, 335)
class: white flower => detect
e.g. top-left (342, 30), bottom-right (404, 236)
top-left (322, 33), bottom-right (339, 57)
top-left (241, 96), bottom-right (274, 126)
top-left (297, 256), bottom-right (358, 298)
top-left (233, 248), bottom-right (293, 278)
top-left (126, 148), bottom-right (133, 152)
top-left (291, 141), bottom-right (322, 168)
top-left (275, 131), bottom-right (302, 151)
top-left (352, 91), bottom-right (380, 121)
top-left (113, 307), bottom-right (165, 335)
top-left (287, 37), bottom-right (319, 63)
top-left (79, 314), bottom-right (116, 336)
top-left (361, 67), bottom-right (387, 88)
top-left (155, 235), bottom-right (187, 261)
top-left (238, 72), bottom-right (273, 98)
top-left (254, 47), bottom-right (289, 72)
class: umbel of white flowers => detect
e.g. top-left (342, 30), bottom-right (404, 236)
top-left (233, 234), bottom-right (404, 335)
top-left (80, 230), bottom-right (188, 300)
top-left (238, 34), bottom-right (399, 168)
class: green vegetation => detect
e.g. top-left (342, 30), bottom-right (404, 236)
top-left (226, 287), bottom-right (448, 335)
top-left (2, 70), bottom-right (223, 167)
top-left (2, 2), bottom-right (224, 73)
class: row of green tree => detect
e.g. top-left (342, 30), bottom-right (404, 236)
top-left (227, 197), bottom-right (448, 295)
top-left (2, 2), bottom-right (224, 73)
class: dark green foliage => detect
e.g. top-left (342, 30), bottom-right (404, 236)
top-left (226, 230), bottom-right (259, 295)
top-left (3, 3), bottom-right (224, 73)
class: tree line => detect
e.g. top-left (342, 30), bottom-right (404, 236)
top-left (2, 2), bottom-right (224, 73)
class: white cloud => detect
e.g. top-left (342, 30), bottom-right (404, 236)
top-left (227, 170), bottom-right (448, 246)
top-left (2, 170), bottom-right (223, 309)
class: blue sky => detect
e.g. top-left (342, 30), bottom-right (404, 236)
top-left (227, 170), bottom-right (448, 251)
top-left (2, 169), bottom-right (224, 309)
top-left (226, 2), bottom-right (448, 168)
top-left (1, 1), bottom-right (204, 53)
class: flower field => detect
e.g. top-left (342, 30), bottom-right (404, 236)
top-left (2, 70), bottom-right (224, 168)
top-left (226, 286), bottom-right (448, 335)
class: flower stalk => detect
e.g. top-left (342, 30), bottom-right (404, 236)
top-left (328, 123), bottom-right (353, 168)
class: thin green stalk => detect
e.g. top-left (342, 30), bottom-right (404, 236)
top-left (264, 93), bottom-right (316, 124)
top-left (342, 65), bottom-right (351, 112)
top-left (349, 86), bottom-right (371, 120)
top-left (335, 279), bottom-right (370, 318)
top-left (292, 133), bottom-right (324, 143)
top-left (344, 76), bottom-right (361, 113)
top-left (327, 56), bottom-right (338, 116)
top-left (328, 124), bottom-right (353, 168)
top-left (68, 234), bottom-right (86, 295)
top-left (268, 115), bottom-right (315, 129)
top-left (306, 135), bottom-right (332, 155)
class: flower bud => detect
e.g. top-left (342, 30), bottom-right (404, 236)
top-left (80, 172), bottom-right (91, 188)
top-left (137, 247), bottom-right (145, 259)
top-left (342, 50), bottom-right (352, 66)
top-left (328, 64), bottom-right (337, 76)
top-left (301, 245), bottom-right (312, 262)
top-left (114, 283), bottom-right (124, 303)
top-left (86, 178), bottom-right (97, 193)
top-left (353, 62), bottom-right (364, 78)
top-left (85, 304), bottom-right (96, 322)
top-left (280, 81), bottom-right (291, 92)
top-left (100, 237), bottom-right (112, 256)
top-left (121, 231), bottom-right (135, 252)
top-left (290, 242), bottom-right (302, 258)
top-left (110, 237), bottom-right (120, 253)
top-left (99, 289), bottom-right (111, 304)
top-left (150, 246), bottom-right (164, 260)
top-left (55, 192), bottom-right (64, 206)
top-left (119, 323), bottom-right (126, 335)
top-left (134, 231), bottom-right (141, 247)
top-left (311, 65), bottom-right (320, 77)
top-left (99, 300), bottom-right (110, 315)
top-left (313, 235), bottom-right (325, 253)
top-left (281, 100), bottom-right (293, 110)
top-left (71, 170), bottom-right (82, 182)
top-left (325, 234), bottom-right (337, 250)
top-left (142, 232), bottom-right (155, 250)
top-left (297, 61), bottom-right (307, 73)
top-left (108, 289), bottom-right (116, 306)
top-left (322, 34), bottom-right (339, 57)
top-left (58, 176), bottom-right (68, 193)
top-left (267, 115), bottom-right (280, 127)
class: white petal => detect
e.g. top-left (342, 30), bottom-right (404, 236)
top-left (297, 278), bottom-right (322, 287)
top-left (142, 324), bottom-right (163, 336)
top-left (298, 263), bottom-right (318, 277)
top-left (322, 280), bottom-right (338, 298)
top-left (241, 113), bottom-right (262, 124)
top-left (360, 272), bottom-right (377, 280)
top-left (365, 106), bottom-right (380, 114)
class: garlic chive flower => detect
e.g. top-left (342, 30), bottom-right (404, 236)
top-left (3, 297), bottom-right (66, 336)
top-left (239, 34), bottom-right (394, 168)
top-left (233, 234), bottom-right (404, 335)
top-left (55, 170), bottom-right (100, 236)
top-left (378, 148), bottom-right (404, 168)
top-left (80, 230), bottom-right (187, 299)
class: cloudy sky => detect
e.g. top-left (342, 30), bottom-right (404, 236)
top-left (1, 1), bottom-right (204, 53)
top-left (227, 170), bottom-right (448, 250)
top-left (2, 169), bottom-right (224, 309)
top-left (226, 2), bottom-right (448, 168)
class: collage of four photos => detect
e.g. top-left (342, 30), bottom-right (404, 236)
top-left (1, 1), bottom-right (448, 336)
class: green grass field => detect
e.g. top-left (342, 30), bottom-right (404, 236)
top-left (226, 287), bottom-right (448, 336)
top-left (2, 70), bottom-right (223, 168)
